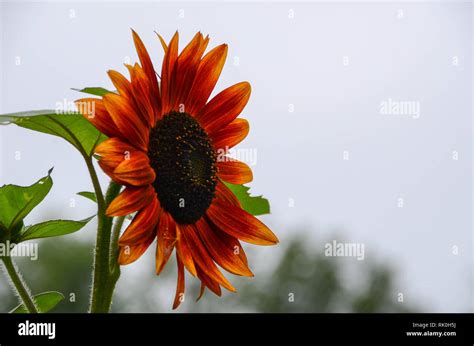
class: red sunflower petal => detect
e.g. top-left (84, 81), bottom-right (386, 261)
top-left (103, 93), bottom-right (149, 151)
top-left (155, 212), bottom-right (177, 275)
top-left (213, 185), bottom-right (249, 266)
top-left (160, 32), bottom-right (179, 115)
top-left (195, 82), bottom-right (250, 135)
top-left (75, 98), bottom-right (120, 138)
top-left (118, 230), bottom-right (155, 265)
top-left (156, 32), bottom-right (167, 51)
top-left (207, 198), bottom-right (279, 245)
top-left (211, 118), bottom-right (249, 151)
top-left (172, 254), bottom-right (186, 309)
top-left (195, 265), bottom-right (222, 297)
top-left (195, 217), bottom-right (253, 277)
top-left (175, 224), bottom-right (197, 277)
top-left (215, 180), bottom-right (241, 207)
top-left (107, 70), bottom-right (133, 99)
top-left (95, 137), bottom-right (140, 175)
top-left (180, 224), bottom-right (236, 292)
top-left (185, 44), bottom-right (228, 116)
top-left (95, 136), bottom-right (139, 156)
top-left (196, 282), bottom-right (206, 301)
top-left (106, 185), bottom-right (155, 217)
top-left (113, 151), bottom-right (156, 186)
top-left (128, 63), bottom-right (156, 127)
top-left (217, 159), bottom-right (253, 184)
top-left (132, 30), bottom-right (161, 120)
top-left (171, 32), bottom-right (209, 110)
top-left (118, 196), bottom-right (160, 245)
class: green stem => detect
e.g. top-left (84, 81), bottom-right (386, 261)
top-left (110, 215), bottom-right (126, 272)
top-left (1, 255), bottom-right (38, 313)
top-left (98, 215), bottom-right (126, 311)
top-left (85, 156), bottom-right (122, 313)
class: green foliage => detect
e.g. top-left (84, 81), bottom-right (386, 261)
top-left (15, 217), bottom-right (94, 243)
top-left (11, 291), bottom-right (64, 313)
top-left (0, 169), bottom-right (53, 233)
top-left (77, 191), bottom-right (97, 203)
top-left (71, 87), bottom-right (113, 97)
top-left (0, 110), bottom-right (106, 157)
top-left (223, 182), bottom-right (270, 215)
top-left (0, 170), bottom-right (92, 244)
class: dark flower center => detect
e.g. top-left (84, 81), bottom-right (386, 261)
top-left (149, 111), bottom-right (217, 224)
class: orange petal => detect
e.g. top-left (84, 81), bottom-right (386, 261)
top-left (107, 70), bottom-right (133, 99)
top-left (75, 98), bottom-right (120, 138)
top-left (95, 136), bottom-right (139, 156)
top-left (196, 265), bottom-right (222, 297)
top-left (171, 32), bottom-right (209, 110)
top-left (132, 30), bottom-right (161, 120)
top-left (185, 44), bottom-right (228, 116)
top-left (213, 184), bottom-right (249, 267)
top-left (155, 212), bottom-right (177, 275)
top-left (155, 32), bottom-right (168, 52)
top-left (180, 223), bottom-right (236, 292)
top-left (217, 159), bottom-right (253, 184)
top-left (196, 82), bottom-right (250, 135)
top-left (95, 137), bottom-right (140, 176)
top-left (195, 217), bottom-right (252, 277)
top-left (215, 180), bottom-right (241, 207)
top-left (118, 231), bottom-right (155, 265)
top-left (118, 196), bottom-right (160, 245)
top-left (172, 254), bottom-right (186, 309)
top-left (106, 185), bottom-right (155, 217)
top-left (128, 63), bottom-right (156, 127)
top-left (175, 224), bottom-right (197, 277)
top-left (113, 151), bottom-right (156, 186)
top-left (160, 32), bottom-right (179, 115)
top-left (196, 282), bottom-right (206, 301)
top-left (211, 118), bottom-right (249, 151)
top-left (103, 93), bottom-right (149, 151)
top-left (207, 198), bottom-right (279, 245)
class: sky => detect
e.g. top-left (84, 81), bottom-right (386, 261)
top-left (0, 0), bottom-right (472, 312)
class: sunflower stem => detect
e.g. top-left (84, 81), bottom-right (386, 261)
top-left (86, 155), bottom-right (122, 313)
top-left (97, 215), bottom-right (126, 311)
top-left (1, 255), bottom-right (39, 313)
top-left (110, 215), bottom-right (126, 273)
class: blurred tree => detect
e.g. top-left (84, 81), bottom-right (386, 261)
top-left (184, 236), bottom-right (415, 313)
top-left (0, 233), bottom-right (416, 313)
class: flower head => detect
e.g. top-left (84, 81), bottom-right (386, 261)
top-left (76, 31), bottom-right (278, 309)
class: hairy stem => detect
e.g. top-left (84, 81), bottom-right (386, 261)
top-left (110, 215), bottom-right (125, 273)
top-left (1, 255), bottom-right (38, 313)
top-left (86, 156), bottom-right (122, 313)
top-left (98, 215), bottom-right (126, 311)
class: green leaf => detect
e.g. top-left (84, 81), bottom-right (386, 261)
top-left (223, 182), bottom-right (270, 216)
top-left (77, 191), bottom-right (97, 203)
top-left (0, 169), bottom-right (53, 232)
top-left (11, 291), bottom-right (64, 313)
top-left (72, 87), bottom-right (113, 97)
top-left (16, 217), bottom-right (94, 243)
top-left (0, 110), bottom-right (106, 157)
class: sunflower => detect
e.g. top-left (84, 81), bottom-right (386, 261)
top-left (76, 31), bottom-right (278, 309)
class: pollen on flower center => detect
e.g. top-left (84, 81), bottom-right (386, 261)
top-left (149, 111), bottom-right (217, 224)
